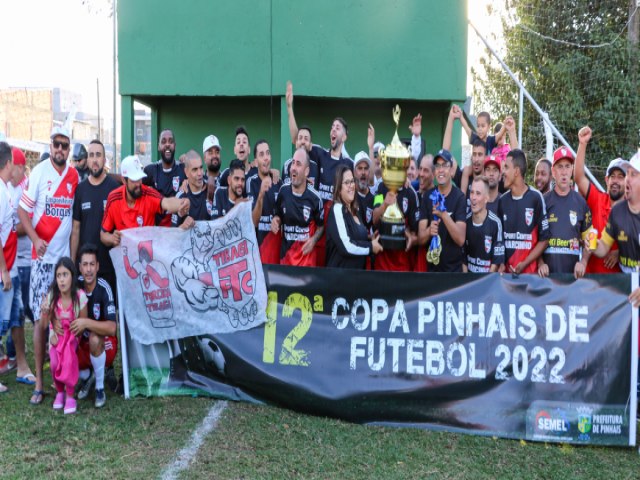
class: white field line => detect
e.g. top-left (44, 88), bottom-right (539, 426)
top-left (160, 401), bottom-right (228, 480)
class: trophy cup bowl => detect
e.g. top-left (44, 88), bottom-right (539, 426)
top-left (378, 105), bottom-right (411, 250)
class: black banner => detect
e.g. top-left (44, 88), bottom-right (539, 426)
top-left (122, 266), bottom-right (637, 446)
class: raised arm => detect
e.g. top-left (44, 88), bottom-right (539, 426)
top-left (442, 105), bottom-right (460, 151)
top-left (574, 126), bottom-right (592, 198)
top-left (286, 81), bottom-right (298, 145)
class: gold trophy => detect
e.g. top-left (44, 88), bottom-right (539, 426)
top-left (378, 105), bottom-right (411, 250)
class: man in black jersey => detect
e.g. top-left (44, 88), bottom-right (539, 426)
top-left (281, 125), bottom-right (319, 186)
top-left (534, 158), bottom-right (552, 195)
top-left (418, 149), bottom-right (467, 272)
top-left (538, 147), bottom-right (591, 278)
top-left (71, 139), bottom-right (120, 293)
top-left (203, 134), bottom-right (222, 202)
top-left (484, 155), bottom-right (501, 214)
top-left (459, 138), bottom-right (486, 199)
top-left (354, 151), bottom-right (375, 232)
top-left (271, 148), bottom-right (324, 267)
top-left (172, 150), bottom-right (212, 228)
top-left (464, 176), bottom-right (505, 272)
top-left (248, 141), bottom-right (282, 262)
top-left (70, 244), bottom-right (117, 408)
top-left (498, 149), bottom-right (550, 274)
top-left (144, 129), bottom-right (186, 225)
top-left (211, 159), bottom-right (246, 219)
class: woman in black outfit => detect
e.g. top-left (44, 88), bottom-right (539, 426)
top-left (325, 165), bottom-right (382, 269)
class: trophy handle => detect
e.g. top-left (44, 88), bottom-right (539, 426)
top-left (392, 105), bottom-right (401, 130)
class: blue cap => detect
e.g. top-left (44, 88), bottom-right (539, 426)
top-left (434, 149), bottom-right (453, 165)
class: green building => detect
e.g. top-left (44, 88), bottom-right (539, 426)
top-left (118, 0), bottom-right (467, 168)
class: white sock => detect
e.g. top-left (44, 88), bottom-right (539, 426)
top-left (91, 352), bottom-right (106, 390)
top-left (79, 369), bottom-right (91, 381)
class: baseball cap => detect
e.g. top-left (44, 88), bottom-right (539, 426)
top-left (605, 158), bottom-right (629, 177)
top-left (373, 142), bottom-right (385, 157)
top-left (434, 149), bottom-right (453, 165)
top-left (11, 147), bottom-right (26, 166)
top-left (552, 146), bottom-right (575, 165)
top-left (354, 151), bottom-right (371, 169)
top-left (484, 155), bottom-right (500, 171)
top-left (120, 155), bottom-right (147, 181)
top-left (202, 135), bottom-right (221, 153)
top-left (629, 150), bottom-right (640, 173)
top-left (50, 126), bottom-right (71, 141)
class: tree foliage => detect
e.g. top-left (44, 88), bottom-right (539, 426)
top-left (473, 0), bottom-right (640, 174)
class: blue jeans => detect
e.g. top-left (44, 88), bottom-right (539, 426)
top-left (18, 266), bottom-right (32, 323)
top-left (3, 276), bottom-right (22, 359)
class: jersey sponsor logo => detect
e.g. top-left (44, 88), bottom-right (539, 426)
top-left (82, 202), bottom-right (91, 210)
top-left (93, 303), bottom-right (101, 319)
top-left (172, 176), bottom-right (180, 192)
top-left (618, 230), bottom-right (628, 242)
top-left (303, 205), bottom-right (310, 222)
top-left (44, 196), bottom-right (74, 218)
top-left (137, 215), bottom-right (144, 227)
top-left (107, 305), bottom-right (116, 315)
top-left (569, 210), bottom-right (577, 226)
top-left (484, 235), bottom-right (492, 253)
top-left (525, 208), bottom-right (534, 226)
top-left (402, 197), bottom-right (408, 213)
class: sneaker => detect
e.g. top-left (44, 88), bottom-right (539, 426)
top-left (64, 397), bottom-right (77, 415)
top-left (53, 392), bottom-right (65, 410)
top-left (94, 388), bottom-right (106, 409)
top-left (105, 366), bottom-right (118, 392)
top-left (77, 371), bottom-right (95, 400)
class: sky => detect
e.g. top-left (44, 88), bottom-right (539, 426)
top-left (0, 0), bottom-right (496, 141)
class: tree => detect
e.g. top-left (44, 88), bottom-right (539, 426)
top-left (473, 0), bottom-right (640, 175)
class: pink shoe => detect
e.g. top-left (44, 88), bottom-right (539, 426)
top-left (64, 397), bottom-right (77, 415)
top-left (53, 392), bottom-right (65, 410)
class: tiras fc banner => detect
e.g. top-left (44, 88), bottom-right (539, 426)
top-left (121, 266), bottom-right (638, 447)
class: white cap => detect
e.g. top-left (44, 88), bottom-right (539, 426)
top-left (354, 151), bottom-right (371, 168)
top-left (120, 155), bottom-right (147, 181)
top-left (630, 150), bottom-right (640, 173)
top-left (203, 135), bottom-right (221, 153)
top-left (50, 126), bottom-right (71, 141)
top-left (605, 158), bottom-right (629, 177)
top-left (373, 142), bottom-right (385, 156)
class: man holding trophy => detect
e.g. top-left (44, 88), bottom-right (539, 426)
top-left (371, 106), bottom-right (420, 272)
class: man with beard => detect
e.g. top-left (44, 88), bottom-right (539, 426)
top-left (202, 134), bottom-right (222, 203)
top-left (286, 81), bottom-right (353, 266)
top-left (534, 158), bottom-right (552, 195)
top-left (574, 126), bottom-right (628, 273)
top-left (211, 159), bottom-right (246, 219)
top-left (353, 151), bottom-right (375, 233)
top-left (101, 155), bottom-right (189, 247)
top-left (537, 147), bottom-right (592, 278)
top-left (281, 125), bottom-right (318, 186)
top-left (218, 126), bottom-right (259, 188)
top-left (172, 150), bottom-right (211, 228)
top-left (484, 155), bottom-right (502, 214)
top-left (459, 138), bottom-right (486, 202)
top-left (18, 126), bottom-right (79, 405)
top-left (247, 140), bottom-right (282, 263)
top-left (71, 143), bottom-right (89, 182)
top-left (271, 148), bottom-right (324, 267)
top-left (71, 140), bottom-right (120, 292)
top-left (498, 149), bottom-right (550, 274)
top-left (143, 129), bottom-right (186, 225)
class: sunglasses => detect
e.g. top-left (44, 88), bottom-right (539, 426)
top-left (52, 140), bottom-right (70, 150)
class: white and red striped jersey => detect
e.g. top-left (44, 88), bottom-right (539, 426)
top-left (19, 160), bottom-right (78, 263)
top-left (0, 178), bottom-right (18, 275)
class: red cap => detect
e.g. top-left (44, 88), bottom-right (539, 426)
top-left (552, 146), bottom-right (575, 165)
top-left (483, 155), bottom-right (501, 171)
top-left (11, 147), bottom-right (26, 166)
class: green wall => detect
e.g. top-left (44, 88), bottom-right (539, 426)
top-left (118, 0), bottom-right (467, 100)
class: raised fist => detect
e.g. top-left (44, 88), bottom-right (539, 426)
top-left (578, 126), bottom-right (592, 145)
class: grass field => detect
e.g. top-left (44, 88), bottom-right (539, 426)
top-left (1, 325), bottom-right (639, 479)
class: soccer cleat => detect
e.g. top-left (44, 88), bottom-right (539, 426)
top-left (94, 389), bottom-right (106, 409)
top-left (63, 397), bottom-right (77, 415)
top-left (53, 392), bottom-right (65, 410)
top-left (77, 371), bottom-right (95, 400)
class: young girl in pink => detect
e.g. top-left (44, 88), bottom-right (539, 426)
top-left (42, 257), bottom-right (87, 414)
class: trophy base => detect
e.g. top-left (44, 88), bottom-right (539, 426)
top-left (379, 219), bottom-right (406, 250)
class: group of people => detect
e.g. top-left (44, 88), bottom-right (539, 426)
top-left (2, 79), bottom-right (639, 413)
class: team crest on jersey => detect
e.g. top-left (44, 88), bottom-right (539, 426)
top-left (402, 197), bottom-right (408, 213)
top-left (47, 180), bottom-right (53, 191)
top-left (172, 176), bottom-right (180, 192)
top-left (103, 200), bottom-right (107, 210)
top-left (136, 215), bottom-right (144, 227)
top-left (569, 210), bottom-right (577, 226)
top-left (525, 208), bottom-right (534, 226)
top-left (93, 303), bottom-right (101, 320)
top-left (66, 183), bottom-right (72, 194)
top-left (366, 208), bottom-right (373, 224)
top-left (303, 205), bottom-right (310, 221)
top-left (206, 200), bottom-right (213, 216)
top-left (484, 235), bottom-right (492, 253)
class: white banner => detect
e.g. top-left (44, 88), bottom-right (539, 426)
top-left (111, 201), bottom-right (267, 344)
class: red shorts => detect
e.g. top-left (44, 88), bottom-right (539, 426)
top-left (77, 335), bottom-right (118, 370)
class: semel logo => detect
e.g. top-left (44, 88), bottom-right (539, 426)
top-left (535, 409), bottom-right (569, 433)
